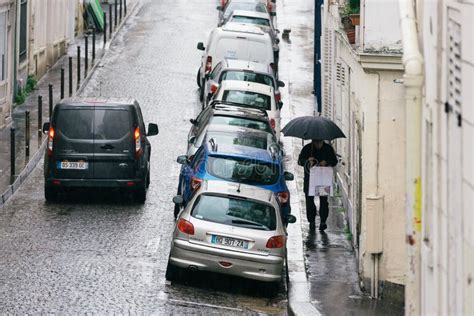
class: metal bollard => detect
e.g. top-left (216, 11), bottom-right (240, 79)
top-left (60, 68), bottom-right (65, 100)
top-left (114, 0), bottom-right (118, 28)
top-left (48, 84), bottom-right (53, 120)
top-left (124, 0), bottom-right (127, 16)
top-left (104, 12), bottom-right (107, 45)
top-left (38, 96), bottom-right (42, 146)
top-left (25, 111), bottom-right (30, 159)
top-left (85, 35), bottom-right (89, 76)
top-left (10, 127), bottom-right (15, 184)
top-left (92, 29), bottom-right (96, 61)
top-left (109, 6), bottom-right (113, 35)
top-left (68, 57), bottom-right (73, 97)
top-left (120, 0), bottom-right (123, 21)
top-left (77, 46), bottom-right (81, 87)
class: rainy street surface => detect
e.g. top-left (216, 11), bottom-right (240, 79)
top-left (0, 0), bottom-right (287, 314)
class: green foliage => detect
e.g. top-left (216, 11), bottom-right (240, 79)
top-left (342, 0), bottom-right (360, 16)
top-left (344, 225), bottom-right (353, 241)
top-left (15, 87), bottom-right (26, 105)
top-left (25, 75), bottom-right (37, 94)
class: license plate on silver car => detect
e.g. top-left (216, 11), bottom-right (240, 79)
top-left (211, 235), bottom-right (249, 249)
top-left (57, 161), bottom-right (88, 170)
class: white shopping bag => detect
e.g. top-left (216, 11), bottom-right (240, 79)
top-left (308, 166), bottom-right (334, 197)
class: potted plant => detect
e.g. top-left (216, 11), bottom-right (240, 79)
top-left (340, 0), bottom-right (360, 44)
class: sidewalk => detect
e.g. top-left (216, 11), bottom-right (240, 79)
top-left (277, 1), bottom-right (404, 315)
top-left (0, 0), bottom-right (139, 207)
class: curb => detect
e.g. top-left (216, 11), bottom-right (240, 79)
top-left (0, 2), bottom-right (140, 209)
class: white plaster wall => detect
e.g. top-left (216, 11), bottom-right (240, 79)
top-left (362, 0), bottom-right (402, 52)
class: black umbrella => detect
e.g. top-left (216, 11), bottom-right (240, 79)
top-left (281, 116), bottom-right (346, 140)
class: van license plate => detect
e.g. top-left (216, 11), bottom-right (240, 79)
top-left (58, 161), bottom-right (88, 170)
top-left (211, 235), bottom-right (249, 249)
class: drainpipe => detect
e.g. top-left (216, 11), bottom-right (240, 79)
top-left (399, 0), bottom-right (424, 315)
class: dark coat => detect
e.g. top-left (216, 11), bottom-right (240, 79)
top-left (297, 142), bottom-right (338, 194)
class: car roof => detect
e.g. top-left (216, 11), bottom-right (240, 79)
top-left (55, 97), bottom-right (138, 108)
top-left (220, 22), bottom-right (266, 35)
top-left (212, 104), bottom-right (269, 119)
top-left (219, 80), bottom-right (274, 95)
top-left (230, 9), bottom-right (271, 20)
top-left (201, 180), bottom-right (276, 205)
top-left (206, 142), bottom-right (278, 163)
top-left (222, 59), bottom-right (274, 75)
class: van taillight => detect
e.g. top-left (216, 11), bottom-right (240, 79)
top-left (270, 118), bottom-right (276, 130)
top-left (177, 219), bottom-right (195, 235)
top-left (134, 127), bottom-right (142, 158)
top-left (205, 56), bottom-right (212, 74)
top-left (47, 127), bottom-right (55, 157)
top-left (190, 177), bottom-right (202, 192)
top-left (266, 235), bottom-right (286, 248)
top-left (210, 83), bottom-right (219, 94)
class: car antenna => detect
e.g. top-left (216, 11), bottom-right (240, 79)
top-left (237, 183), bottom-right (241, 193)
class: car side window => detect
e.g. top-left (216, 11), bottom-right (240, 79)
top-left (210, 62), bottom-right (222, 80)
top-left (196, 107), bottom-right (211, 125)
top-left (191, 148), bottom-right (205, 171)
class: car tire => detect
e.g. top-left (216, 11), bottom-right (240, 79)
top-left (44, 186), bottom-right (58, 202)
top-left (262, 281), bottom-right (280, 298)
top-left (199, 80), bottom-right (205, 103)
top-left (165, 260), bottom-right (181, 282)
top-left (196, 69), bottom-right (201, 88)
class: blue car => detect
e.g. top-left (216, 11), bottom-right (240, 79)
top-left (174, 141), bottom-right (294, 222)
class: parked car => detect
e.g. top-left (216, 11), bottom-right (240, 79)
top-left (42, 98), bottom-right (159, 203)
top-left (226, 10), bottom-right (279, 59)
top-left (196, 23), bottom-right (275, 101)
top-left (203, 59), bottom-right (284, 107)
top-left (217, 0), bottom-right (270, 26)
top-left (218, 0), bottom-right (276, 17)
top-left (210, 80), bottom-right (282, 138)
top-left (167, 180), bottom-right (296, 294)
top-left (188, 103), bottom-right (274, 144)
top-left (187, 123), bottom-right (280, 158)
top-left (175, 142), bottom-right (293, 221)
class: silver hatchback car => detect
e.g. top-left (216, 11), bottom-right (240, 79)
top-left (166, 180), bottom-right (296, 293)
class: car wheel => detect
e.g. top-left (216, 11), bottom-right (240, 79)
top-left (262, 281), bottom-right (280, 298)
top-left (199, 80), bottom-right (205, 103)
top-left (165, 260), bottom-right (181, 282)
top-left (196, 69), bottom-right (201, 88)
top-left (173, 203), bottom-right (181, 219)
top-left (146, 170), bottom-right (150, 188)
top-left (45, 186), bottom-right (58, 202)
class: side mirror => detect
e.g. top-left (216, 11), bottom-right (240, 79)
top-left (189, 118), bottom-right (198, 126)
top-left (147, 123), bottom-right (159, 136)
top-left (177, 155), bottom-right (188, 165)
top-left (173, 195), bottom-right (184, 205)
top-left (42, 122), bottom-right (50, 134)
top-left (216, 5), bottom-right (222, 10)
top-left (197, 42), bottom-right (205, 51)
top-left (270, 12), bottom-right (276, 16)
top-left (284, 171), bottom-right (294, 181)
top-left (278, 101), bottom-right (284, 110)
top-left (287, 215), bottom-right (297, 224)
top-left (277, 80), bottom-right (285, 87)
top-left (188, 136), bottom-right (196, 144)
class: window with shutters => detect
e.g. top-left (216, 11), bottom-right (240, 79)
top-left (322, 27), bottom-right (333, 119)
top-left (19, 0), bottom-right (27, 62)
top-left (447, 18), bottom-right (462, 126)
top-left (0, 10), bottom-right (7, 81)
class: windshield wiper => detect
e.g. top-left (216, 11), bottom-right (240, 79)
top-left (232, 219), bottom-right (266, 228)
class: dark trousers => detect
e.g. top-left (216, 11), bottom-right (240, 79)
top-left (305, 195), bottom-right (329, 224)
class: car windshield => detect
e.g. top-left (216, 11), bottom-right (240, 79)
top-left (207, 156), bottom-right (280, 185)
top-left (222, 90), bottom-right (271, 111)
top-left (205, 131), bottom-right (268, 149)
top-left (192, 194), bottom-right (276, 231)
top-left (224, 3), bottom-right (267, 18)
top-left (210, 116), bottom-right (272, 133)
top-left (230, 15), bottom-right (270, 26)
top-left (221, 71), bottom-right (274, 88)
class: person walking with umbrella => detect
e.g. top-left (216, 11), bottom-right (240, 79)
top-left (281, 116), bottom-right (345, 231)
top-left (297, 140), bottom-right (337, 231)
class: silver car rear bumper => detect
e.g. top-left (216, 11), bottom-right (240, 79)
top-left (170, 239), bottom-right (284, 282)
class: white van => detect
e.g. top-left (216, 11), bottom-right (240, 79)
top-left (196, 22), bottom-right (275, 101)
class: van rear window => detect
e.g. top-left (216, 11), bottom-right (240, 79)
top-left (55, 108), bottom-right (131, 140)
top-left (222, 90), bottom-right (271, 111)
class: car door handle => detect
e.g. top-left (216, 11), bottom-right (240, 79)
top-left (100, 144), bottom-right (115, 150)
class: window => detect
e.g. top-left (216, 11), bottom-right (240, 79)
top-left (192, 194), bottom-right (276, 231)
top-left (210, 115), bottom-right (272, 133)
top-left (19, 0), bottom-right (27, 62)
top-left (205, 131), bottom-right (268, 149)
top-left (0, 10), bottom-right (7, 81)
top-left (222, 90), bottom-right (271, 110)
top-left (221, 71), bottom-right (274, 88)
top-left (207, 156), bottom-right (279, 185)
top-left (230, 16), bottom-right (270, 26)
